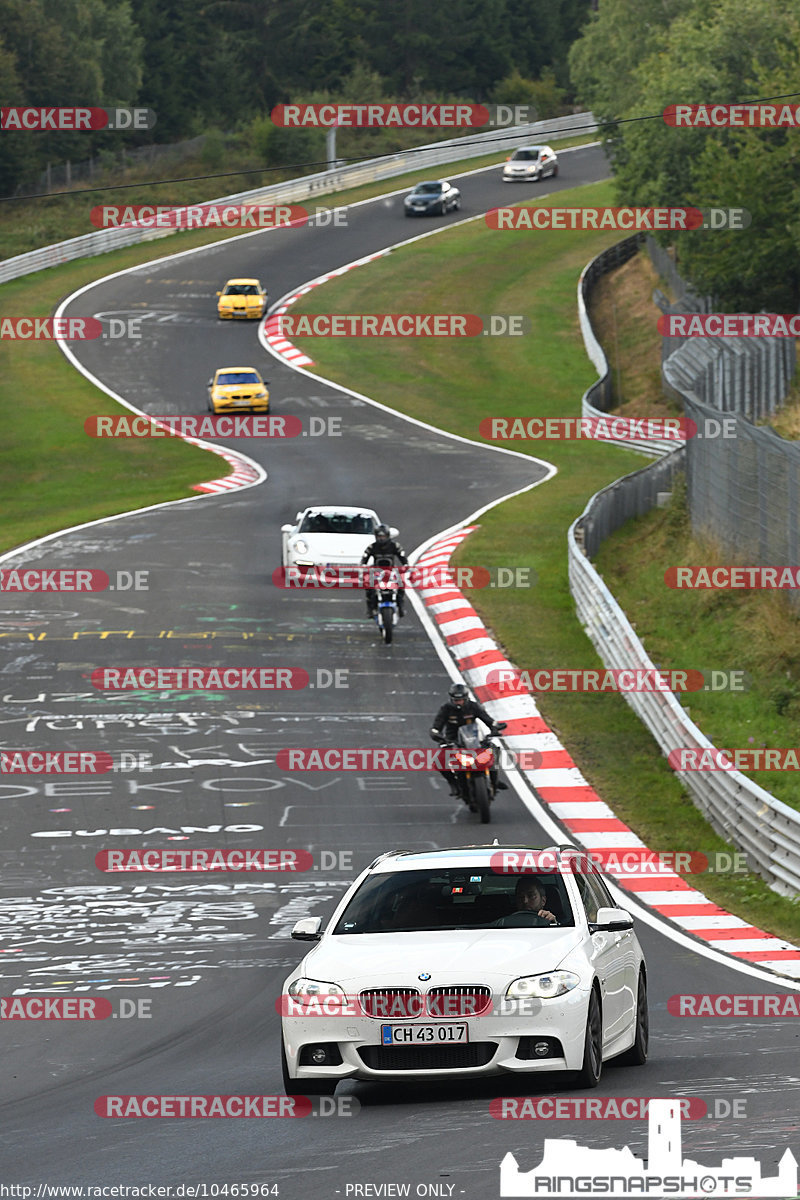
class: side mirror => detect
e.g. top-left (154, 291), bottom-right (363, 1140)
top-left (207, 379), bottom-right (213, 387)
top-left (291, 916), bottom-right (322, 941)
top-left (216, 291), bottom-right (222, 297)
top-left (590, 907), bottom-right (634, 933)
top-left (296, 512), bottom-right (303, 522)
top-left (280, 524), bottom-right (293, 534)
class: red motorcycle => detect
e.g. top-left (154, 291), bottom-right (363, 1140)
top-left (446, 717), bottom-right (507, 824)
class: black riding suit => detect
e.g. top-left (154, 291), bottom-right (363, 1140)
top-left (361, 538), bottom-right (407, 616)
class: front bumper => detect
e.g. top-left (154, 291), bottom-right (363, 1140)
top-left (210, 397), bottom-right (269, 412)
top-left (218, 308), bottom-right (264, 319)
top-left (282, 992), bottom-right (588, 1083)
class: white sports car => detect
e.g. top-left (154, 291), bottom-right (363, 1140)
top-left (280, 506), bottom-right (397, 568)
top-left (280, 845), bottom-right (648, 1094)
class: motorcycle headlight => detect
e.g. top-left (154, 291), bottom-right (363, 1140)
top-left (506, 972), bottom-right (580, 1000)
top-left (288, 978), bottom-right (345, 997)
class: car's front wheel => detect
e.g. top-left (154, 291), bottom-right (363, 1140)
top-left (575, 989), bottom-right (602, 1088)
top-left (453, 196), bottom-right (461, 211)
top-left (552, 164), bottom-right (559, 178)
top-left (281, 1040), bottom-right (338, 1097)
top-left (617, 970), bottom-right (648, 1066)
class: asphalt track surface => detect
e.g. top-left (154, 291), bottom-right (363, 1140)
top-left (1, 146), bottom-right (798, 1192)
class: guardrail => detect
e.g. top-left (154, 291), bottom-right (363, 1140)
top-left (577, 234), bottom-right (683, 457)
top-left (0, 112), bottom-right (597, 286)
top-left (568, 238), bottom-right (800, 896)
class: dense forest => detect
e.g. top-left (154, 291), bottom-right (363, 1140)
top-left (569, 0), bottom-right (800, 308)
top-left (0, 0), bottom-right (591, 195)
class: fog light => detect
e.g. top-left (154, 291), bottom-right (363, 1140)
top-left (310, 1047), bottom-right (328, 1064)
top-left (533, 1041), bottom-right (550, 1057)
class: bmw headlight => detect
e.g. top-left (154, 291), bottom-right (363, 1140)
top-left (288, 978), bottom-right (345, 997)
top-left (506, 971), bottom-right (580, 1000)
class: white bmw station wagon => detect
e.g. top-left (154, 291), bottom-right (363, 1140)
top-left (279, 845), bottom-right (648, 1095)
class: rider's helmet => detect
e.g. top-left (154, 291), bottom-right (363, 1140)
top-left (449, 683), bottom-right (469, 707)
top-left (375, 524), bottom-right (391, 543)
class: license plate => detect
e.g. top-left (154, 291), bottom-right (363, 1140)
top-left (381, 1024), bottom-right (468, 1045)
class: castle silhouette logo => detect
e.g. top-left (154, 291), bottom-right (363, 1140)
top-left (500, 1099), bottom-right (797, 1197)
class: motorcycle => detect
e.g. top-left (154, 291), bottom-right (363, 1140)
top-left (370, 556), bottom-right (401, 644)
top-left (443, 717), bottom-right (508, 823)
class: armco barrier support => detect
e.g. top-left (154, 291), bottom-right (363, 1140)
top-left (0, 112), bottom-right (596, 285)
top-left (568, 239), bottom-right (800, 896)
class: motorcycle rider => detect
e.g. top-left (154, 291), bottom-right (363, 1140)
top-left (430, 682), bottom-right (508, 799)
top-left (362, 524), bottom-right (407, 618)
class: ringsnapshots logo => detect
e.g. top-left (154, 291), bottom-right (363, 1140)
top-left (498, 1099), bottom-right (796, 1197)
top-left (1, 107), bottom-right (156, 131)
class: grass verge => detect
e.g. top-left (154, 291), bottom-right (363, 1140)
top-left (282, 178), bottom-right (800, 944)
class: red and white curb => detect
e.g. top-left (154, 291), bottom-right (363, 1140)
top-left (263, 251), bottom-right (388, 367)
top-left (189, 440), bottom-right (262, 493)
top-left (415, 527), bottom-right (800, 981)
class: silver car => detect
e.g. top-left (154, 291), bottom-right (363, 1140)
top-left (503, 145), bottom-right (559, 182)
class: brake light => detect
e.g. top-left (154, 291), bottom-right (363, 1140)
top-left (476, 749), bottom-right (493, 766)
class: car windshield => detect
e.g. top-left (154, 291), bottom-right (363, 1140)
top-left (415, 183), bottom-right (443, 194)
top-left (224, 284), bottom-right (259, 295)
top-left (332, 868), bottom-right (575, 933)
top-left (299, 512), bottom-right (375, 535)
top-left (216, 371), bottom-right (260, 385)
top-left (512, 149), bottom-right (540, 161)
